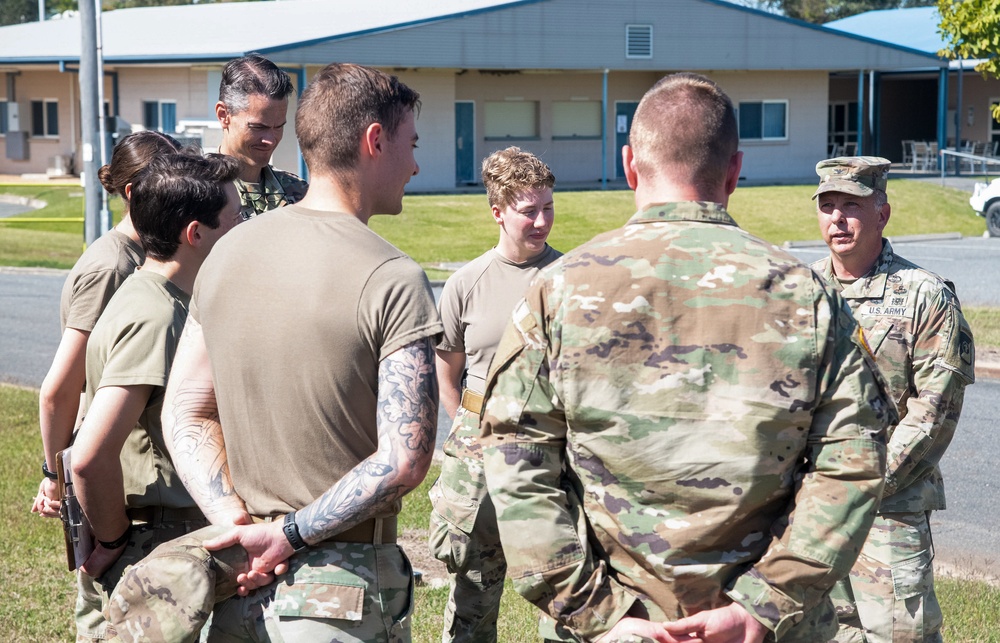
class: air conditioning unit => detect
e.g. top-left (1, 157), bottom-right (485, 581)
top-left (5, 130), bottom-right (28, 160)
top-left (47, 154), bottom-right (73, 176)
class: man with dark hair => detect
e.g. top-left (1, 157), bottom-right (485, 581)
top-left (216, 53), bottom-right (307, 219)
top-left (811, 157), bottom-right (975, 643)
top-left (70, 151), bottom-right (241, 642)
top-left (480, 72), bottom-right (894, 643)
top-left (106, 63), bottom-right (440, 642)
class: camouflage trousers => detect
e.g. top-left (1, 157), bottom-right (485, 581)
top-left (429, 407), bottom-right (507, 643)
top-left (831, 511), bottom-right (941, 643)
top-left (76, 516), bottom-right (208, 642)
top-left (208, 540), bottom-right (414, 642)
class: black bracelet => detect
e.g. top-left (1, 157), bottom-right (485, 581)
top-left (98, 523), bottom-right (132, 550)
top-left (42, 459), bottom-right (58, 481)
top-left (283, 511), bottom-right (308, 553)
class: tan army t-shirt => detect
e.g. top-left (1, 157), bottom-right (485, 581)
top-left (84, 270), bottom-right (196, 509)
top-left (191, 205), bottom-right (443, 517)
top-left (438, 245), bottom-right (560, 393)
top-left (60, 228), bottom-right (144, 332)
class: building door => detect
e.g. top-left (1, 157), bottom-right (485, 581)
top-left (615, 101), bottom-right (639, 179)
top-left (455, 101), bottom-right (475, 184)
top-left (828, 101), bottom-right (858, 155)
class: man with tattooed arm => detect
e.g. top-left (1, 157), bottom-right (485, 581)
top-left (105, 63), bottom-right (442, 642)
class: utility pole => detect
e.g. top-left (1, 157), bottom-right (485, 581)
top-left (79, 0), bottom-right (103, 245)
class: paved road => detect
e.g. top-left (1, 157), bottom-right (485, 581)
top-left (2, 238), bottom-right (999, 576)
top-left (788, 235), bottom-right (1000, 307)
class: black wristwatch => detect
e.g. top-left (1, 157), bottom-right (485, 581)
top-left (98, 523), bottom-right (132, 550)
top-left (42, 459), bottom-right (58, 481)
top-left (283, 511), bottom-right (308, 553)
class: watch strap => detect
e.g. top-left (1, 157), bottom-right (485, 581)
top-left (98, 523), bottom-right (132, 550)
top-left (283, 511), bottom-right (308, 553)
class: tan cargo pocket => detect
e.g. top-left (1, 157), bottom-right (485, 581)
top-left (271, 565), bottom-right (366, 621)
top-left (891, 548), bottom-right (934, 601)
top-left (428, 475), bottom-right (480, 534)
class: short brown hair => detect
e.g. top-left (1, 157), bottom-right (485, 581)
top-left (481, 147), bottom-right (555, 210)
top-left (629, 73), bottom-right (738, 191)
top-left (98, 131), bottom-right (181, 206)
top-left (295, 63), bottom-right (420, 175)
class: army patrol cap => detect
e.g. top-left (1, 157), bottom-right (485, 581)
top-left (105, 526), bottom-right (247, 643)
top-left (812, 156), bottom-right (891, 199)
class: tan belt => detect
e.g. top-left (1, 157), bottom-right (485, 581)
top-left (460, 388), bottom-right (484, 415)
top-left (126, 506), bottom-right (206, 525)
top-left (251, 515), bottom-right (397, 545)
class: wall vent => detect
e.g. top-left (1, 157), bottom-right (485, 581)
top-left (626, 24), bottom-right (653, 59)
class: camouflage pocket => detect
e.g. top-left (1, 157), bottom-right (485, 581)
top-left (271, 564), bottom-right (366, 621)
top-left (890, 547), bottom-right (934, 601)
top-left (862, 318), bottom-right (894, 355)
top-left (428, 470), bottom-right (480, 533)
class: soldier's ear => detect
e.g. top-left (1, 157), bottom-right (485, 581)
top-left (215, 101), bottom-right (230, 128)
top-left (622, 145), bottom-right (639, 190)
top-left (725, 151), bottom-right (743, 196)
top-left (878, 201), bottom-right (891, 231)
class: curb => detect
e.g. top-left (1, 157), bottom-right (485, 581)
top-left (0, 265), bottom-right (69, 276)
top-left (976, 361), bottom-right (1000, 381)
top-left (784, 232), bottom-right (964, 250)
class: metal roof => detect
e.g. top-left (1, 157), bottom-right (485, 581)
top-left (825, 7), bottom-right (942, 55)
top-left (0, 0), bottom-right (942, 70)
top-left (0, 0), bottom-right (529, 64)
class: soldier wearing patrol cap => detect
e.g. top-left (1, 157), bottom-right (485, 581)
top-left (215, 54), bottom-right (308, 220)
top-left (811, 156), bottom-right (976, 643)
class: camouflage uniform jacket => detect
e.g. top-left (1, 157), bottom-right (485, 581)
top-left (812, 240), bottom-right (975, 513)
top-left (480, 202), bottom-right (894, 642)
top-left (236, 165), bottom-right (308, 220)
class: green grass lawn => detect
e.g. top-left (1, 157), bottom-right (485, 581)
top-left (1, 179), bottom-right (986, 270)
top-left (2, 384), bottom-right (998, 641)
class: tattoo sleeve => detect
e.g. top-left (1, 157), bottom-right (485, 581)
top-left (297, 337), bottom-right (438, 544)
top-left (162, 318), bottom-right (247, 524)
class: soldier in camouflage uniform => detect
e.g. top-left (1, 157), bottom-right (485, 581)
top-left (811, 157), bottom-right (976, 643)
top-left (215, 54), bottom-right (308, 220)
top-left (429, 147), bottom-right (561, 642)
top-left (480, 73), bottom-right (895, 643)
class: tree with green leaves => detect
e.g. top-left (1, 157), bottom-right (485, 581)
top-left (938, 0), bottom-right (1000, 119)
top-left (735, 0), bottom-right (935, 24)
top-left (1, 0), bottom-right (263, 27)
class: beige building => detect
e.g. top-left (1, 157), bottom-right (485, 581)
top-left (0, 0), bottom-right (942, 188)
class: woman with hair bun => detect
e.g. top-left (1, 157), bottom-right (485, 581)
top-left (31, 130), bottom-right (181, 518)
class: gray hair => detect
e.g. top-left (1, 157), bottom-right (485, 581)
top-left (872, 188), bottom-right (888, 210)
top-left (219, 54), bottom-right (293, 115)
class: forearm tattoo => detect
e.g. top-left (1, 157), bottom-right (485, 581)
top-left (167, 380), bottom-right (243, 518)
top-left (298, 337), bottom-right (438, 543)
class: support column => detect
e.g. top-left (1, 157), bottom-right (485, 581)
top-left (601, 68), bottom-right (608, 189)
top-left (938, 66), bottom-right (949, 166)
top-left (79, 0), bottom-right (102, 245)
top-left (856, 70), bottom-right (865, 155)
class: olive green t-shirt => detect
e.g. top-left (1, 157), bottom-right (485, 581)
top-left (60, 228), bottom-right (144, 332)
top-left (191, 205), bottom-right (443, 517)
top-left (84, 270), bottom-right (195, 509)
top-left (437, 245), bottom-right (561, 393)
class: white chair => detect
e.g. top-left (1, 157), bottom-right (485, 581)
top-left (901, 140), bottom-right (915, 169)
top-left (912, 141), bottom-right (929, 171)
